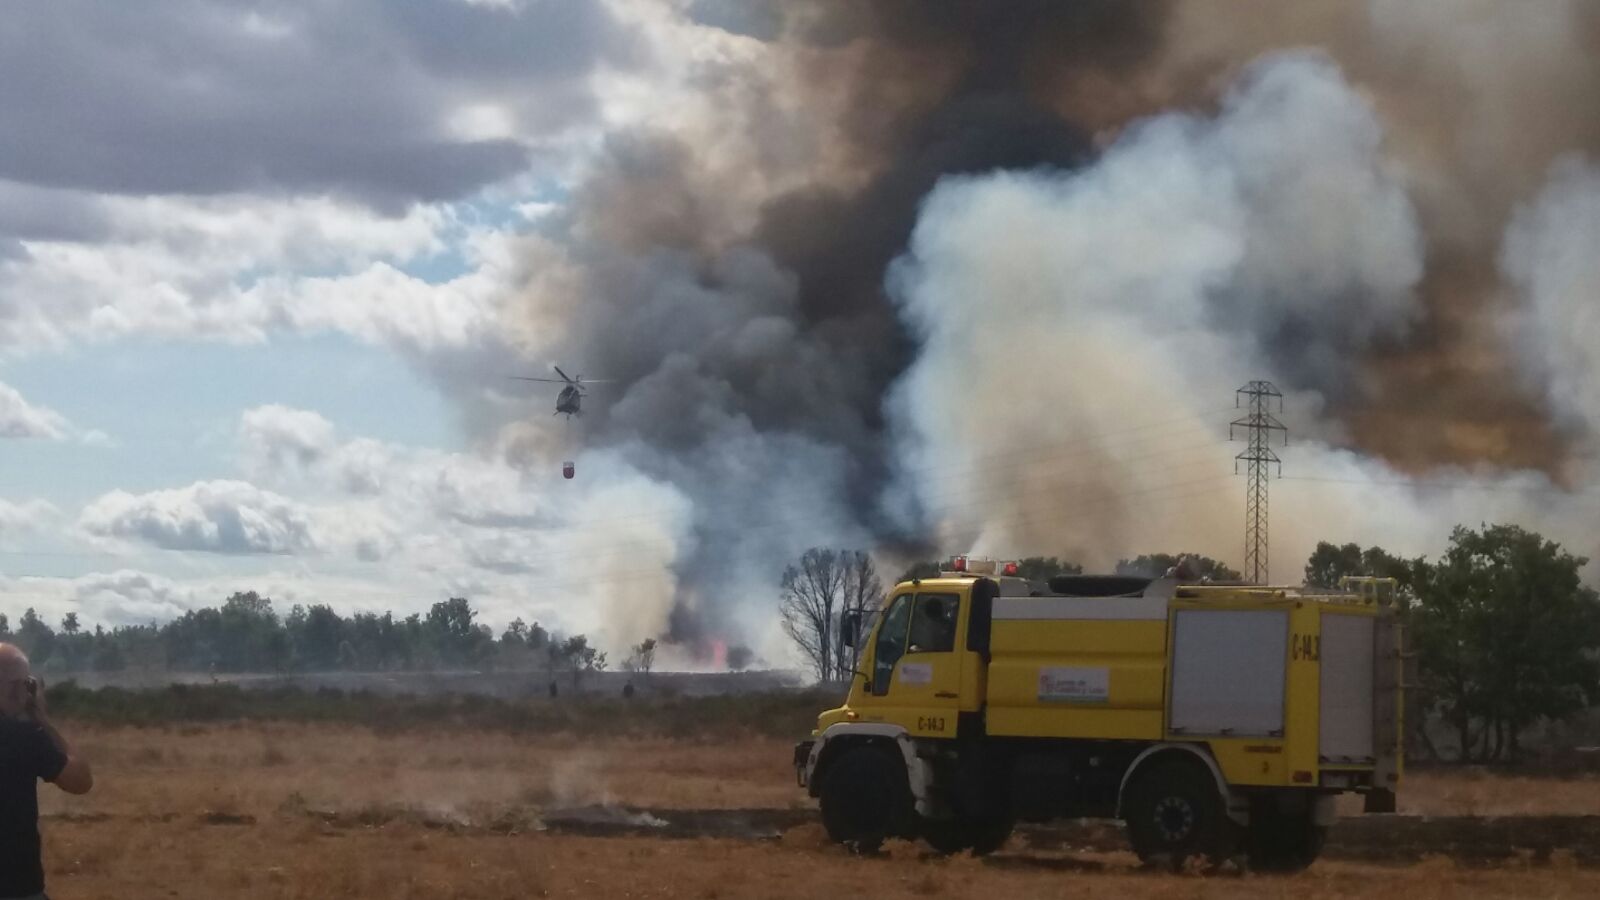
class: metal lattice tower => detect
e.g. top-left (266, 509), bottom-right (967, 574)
top-left (1230, 381), bottom-right (1286, 584)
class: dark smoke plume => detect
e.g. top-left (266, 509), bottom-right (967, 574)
top-left (511, 1), bottom-right (1176, 651)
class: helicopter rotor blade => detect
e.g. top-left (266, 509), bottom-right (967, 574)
top-left (552, 364), bottom-right (576, 385)
top-left (508, 376), bottom-right (567, 383)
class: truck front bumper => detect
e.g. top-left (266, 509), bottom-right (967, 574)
top-left (793, 740), bottom-right (815, 788)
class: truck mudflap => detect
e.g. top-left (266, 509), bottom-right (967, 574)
top-left (1363, 787), bottom-right (1397, 813)
top-left (794, 740), bottom-right (815, 788)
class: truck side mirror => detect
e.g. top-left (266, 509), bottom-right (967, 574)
top-left (840, 610), bottom-right (863, 649)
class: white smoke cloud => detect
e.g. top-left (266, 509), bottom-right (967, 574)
top-left (884, 52), bottom-right (1430, 571)
top-left (1502, 157), bottom-right (1600, 439)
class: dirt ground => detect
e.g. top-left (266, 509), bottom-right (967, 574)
top-left (34, 721), bottom-right (1600, 899)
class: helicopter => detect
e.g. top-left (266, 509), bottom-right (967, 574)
top-left (509, 365), bottom-right (612, 419)
top-left (509, 366), bottom-right (613, 479)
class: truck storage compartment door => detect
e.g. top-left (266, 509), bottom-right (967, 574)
top-left (1320, 612), bottom-right (1376, 764)
top-left (1169, 609), bottom-right (1288, 736)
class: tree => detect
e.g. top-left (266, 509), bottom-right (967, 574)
top-left (425, 597), bottom-right (492, 668)
top-left (726, 645), bottom-right (755, 671)
top-left (624, 638), bottom-right (658, 676)
top-left (897, 560), bottom-right (942, 583)
top-left (1014, 556), bottom-right (1083, 580)
top-left (16, 608), bottom-right (55, 667)
top-left (1414, 524), bottom-right (1600, 762)
top-left (501, 618), bottom-right (528, 647)
top-left (1115, 553), bottom-right (1241, 582)
top-left (1303, 542), bottom-right (1425, 605)
top-left (296, 604), bottom-right (345, 670)
top-left (781, 548), bottom-right (882, 683)
top-left (561, 635), bottom-right (605, 689)
top-left (61, 612), bottom-right (80, 636)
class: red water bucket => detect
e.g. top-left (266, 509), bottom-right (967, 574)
top-left (562, 460), bottom-right (575, 479)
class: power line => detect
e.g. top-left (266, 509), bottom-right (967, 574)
top-left (504, 407), bottom-right (1237, 535)
top-left (1280, 473), bottom-right (1600, 497)
top-left (382, 440), bottom-right (1239, 576)
top-left (504, 470), bottom-right (1241, 596)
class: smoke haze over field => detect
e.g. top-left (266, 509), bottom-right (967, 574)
top-left (5, 2), bottom-right (1600, 665)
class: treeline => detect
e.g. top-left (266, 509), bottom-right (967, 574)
top-left (43, 681), bottom-right (834, 740)
top-left (0, 593), bottom-right (657, 683)
top-left (896, 552), bottom-right (1243, 583)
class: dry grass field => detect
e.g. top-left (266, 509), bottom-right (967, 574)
top-left (32, 720), bottom-right (1600, 899)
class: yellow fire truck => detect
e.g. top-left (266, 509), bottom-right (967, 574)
top-left (794, 557), bottom-right (1403, 870)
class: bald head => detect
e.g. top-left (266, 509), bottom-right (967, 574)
top-left (0, 643), bottom-right (30, 680)
top-left (0, 644), bottom-right (31, 719)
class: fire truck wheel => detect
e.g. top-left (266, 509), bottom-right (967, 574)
top-left (1123, 761), bottom-right (1238, 871)
top-left (820, 746), bottom-right (906, 854)
top-left (1245, 805), bottom-right (1326, 873)
top-left (920, 818), bottom-right (971, 854)
top-left (920, 814), bottom-right (1014, 857)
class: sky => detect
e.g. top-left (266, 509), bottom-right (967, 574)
top-left (0, 0), bottom-right (653, 640)
top-left (4, 1), bottom-right (1600, 667)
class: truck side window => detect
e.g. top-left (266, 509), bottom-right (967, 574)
top-left (871, 594), bottom-right (913, 695)
top-left (908, 593), bottom-right (959, 654)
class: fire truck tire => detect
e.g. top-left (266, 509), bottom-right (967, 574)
top-left (819, 746), bottom-right (907, 854)
top-left (1123, 761), bottom-right (1239, 871)
top-left (1245, 806), bottom-right (1326, 873)
top-left (921, 814), bottom-right (1014, 856)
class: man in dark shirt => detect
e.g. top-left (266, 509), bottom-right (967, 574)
top-left (0, 643), bottom-right (92, 900)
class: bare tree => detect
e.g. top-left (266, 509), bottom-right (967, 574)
top-left (623, 638), bottom-right (657, 677)
top-left (781, 548), bottom-right (882, 683)
top-left (838, 551), bottom-right (882, 681)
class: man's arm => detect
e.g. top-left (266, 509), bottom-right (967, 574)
top-left (28, 684), bottom-right (92, 795)
top-left (38, 719), bottom-right (93, 794)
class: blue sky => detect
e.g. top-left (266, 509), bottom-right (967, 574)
top-left (0, 0), bottom-right (666, 643)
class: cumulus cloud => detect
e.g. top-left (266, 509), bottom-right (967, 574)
top-left (80, 480), bottom-right (321, 555)
top-left (0, 497), bottom-right (58, 537)
top-left (70, 570), bottom-right (196, 626)
top-left (0, 1), bottom-right (641, 210)
top-left (0, 380), bottom-right (70, 439)
top-left (239, 404), bottom-right (336, 470)
top-left (227, 403), bottom-right (695, 647)
top-left (0, 195), bottom-right (458, 350)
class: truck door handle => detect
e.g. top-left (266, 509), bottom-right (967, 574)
top-left (934, 691), bottom-right (958, 699)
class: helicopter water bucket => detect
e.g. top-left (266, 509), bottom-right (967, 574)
top-left (562, 460), bottom-right (575, 479)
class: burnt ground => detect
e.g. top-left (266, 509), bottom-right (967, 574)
top-left (257, 804), bottom-right (1600, 867)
